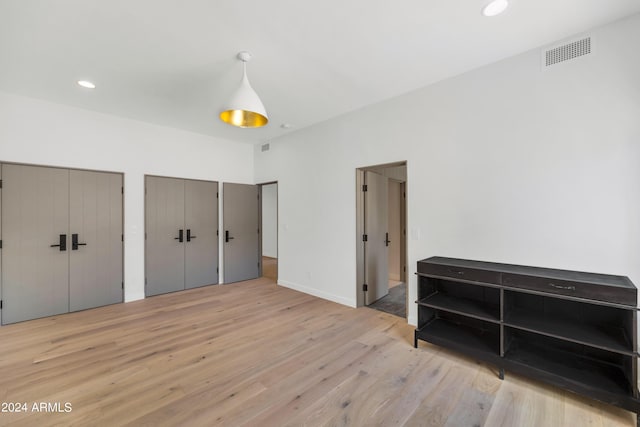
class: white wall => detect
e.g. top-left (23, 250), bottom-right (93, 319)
top-left (261, 183), bottom-right (278, 258)
top-left (0, 92), bottom-right (254, 302)
top-left (255, 14), bottom-right (640, 325)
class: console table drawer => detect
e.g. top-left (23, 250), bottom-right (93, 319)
top-left (418, 262), bottom-right (500, 285)
top-left (502, 273), bottom-right (636, 306)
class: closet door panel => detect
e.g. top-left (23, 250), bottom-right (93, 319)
top-left (185, 180), bottom-right (218, 289)
top-left (69, 170), bottom-right (123, 311)
top-left (364, 171), bottom-right (389, 305)
top-left (223, 183), bottom-right (260, 284)
top-left (145, 176), bottom-right (185, 296)
top-left (1, 164), bottom-right (69, 324)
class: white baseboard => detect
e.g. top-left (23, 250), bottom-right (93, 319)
top-left (407, 315), bottom-right (417, 327)
top-left (277, 279), bottom-right (356, 308)
top-left (124, 292), bottom-right (145, 303)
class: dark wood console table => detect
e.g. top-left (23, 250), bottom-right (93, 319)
top-left (415, 256), bottom-right (640, 425)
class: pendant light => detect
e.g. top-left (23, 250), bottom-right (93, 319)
top-left (219, 51), bottom-right (269, 128)
top-left (482, 0), bottom-right (509, 17)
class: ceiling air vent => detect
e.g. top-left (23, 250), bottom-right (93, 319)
top-left (544, 37), bottom-right (591, 68)
top-left (261, 143), bottom-right (270, 152)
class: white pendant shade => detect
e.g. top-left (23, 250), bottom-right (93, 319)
top-left (482, 0), bottom-right (509, 17)
top-left (220, 53), bottom-right (268, 128)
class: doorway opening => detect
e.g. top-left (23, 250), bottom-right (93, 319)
top-left (356, 162), bottom-right (407, 318)
top-left (259, 182), bottom-right (278, 282)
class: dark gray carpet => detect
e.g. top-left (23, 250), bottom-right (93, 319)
top-left (369, 282), bottom-right (406, 318)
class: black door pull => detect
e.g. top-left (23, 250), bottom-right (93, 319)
top-left (186, 229), bottom-right (197, 242)
top-left (174, 229), bottom-right (184, 242)
top-left (225, 230), bottom-right (234, 242)
top-left (72, 233), bottom-right (87, 250)
top-left (385, 232), bottom-right (391, 247)
top-left (50, 234), bottom-right (67, 251)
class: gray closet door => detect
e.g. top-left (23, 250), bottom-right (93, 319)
top-left (364, 171), bottom-right (389, 305)
top-left (145, 176), bottom-right (185, 296)
top-left (69, 170), bottom-right (123, 311)
top-left (223, 183), bottom-right (260, 283)
top-left (1, 164), bottom-right (70, 324)
top-left (184, 179), bottom-right (218, 289)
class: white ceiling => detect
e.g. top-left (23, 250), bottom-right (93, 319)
top-left (1, 1), bottom-right (639, 144)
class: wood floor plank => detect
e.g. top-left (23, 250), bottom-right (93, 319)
top-left (0, 278), bottom-right (636, 426)
top-left (277, 339), bottom-right (413, 427)
top-left (404, 357), bottom-right (481, 427)
top-left (225, 335), bottom-right (399, 425)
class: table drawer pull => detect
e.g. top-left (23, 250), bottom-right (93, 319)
top-left (549, 283), bottom-right (575, 291)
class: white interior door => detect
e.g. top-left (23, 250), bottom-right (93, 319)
top-left (1, 164), bottom-right (70, 324)
top-left (388, 180), bottom-right (402, 281)
top-left (185, 179), bottom-right (218, 289)
top-left (145, 176), bottom-right (185, 296)
top-left (69, 170), bottom-right (123, 311)
top-left (223, 183), bottom-right (260, 284)
top-left (364, 171), bottom-right (389, 305)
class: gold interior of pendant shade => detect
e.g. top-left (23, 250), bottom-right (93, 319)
top-left (219, 109), bottom-right (269, 128)
top-left (219, 52), bottom-right (269, 128)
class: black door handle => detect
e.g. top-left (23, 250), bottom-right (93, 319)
top-left (186, 229), bottom-right (197, 242)
top-left (225, 230), bottom-right (234, 242)
top-left (385, 232), bottom-right (391, 246)
top-left (50, 234), bottom-right (67, 251)
top-left (71, 233), bottom-right (87, 250)
top-left (174, 229), bottom-right (183, 242)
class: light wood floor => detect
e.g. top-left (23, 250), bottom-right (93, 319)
top-left (262, 256), bottom-right (277, 281)
top-left (0, 278), bottom-right (635, 426)
top-left (389, 279), bottom-right (403, 289)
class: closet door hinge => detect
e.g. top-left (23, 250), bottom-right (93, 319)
top-left (0, 300), bottom-right (2, 309)
top-left (0, 240), bottom-right (2, 249)
top-left (362, 284), bottom-right (368, 292)
top-left (0, 179), bottom-right (3, 188)
top-left (362, 184), bottom-right (367, 192)
top-left (362, 234), bottom-right (368, 242)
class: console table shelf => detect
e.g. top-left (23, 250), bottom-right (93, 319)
top-left (417, 293), bottom-right (500, 323)
top-left (504, 332), bottom-right (633, 397)
top-left (416, 317), bottom-right (500, 360)
top-left (504, 308), bottom-right (632, 355)
top-left (415, 256), bottom-right (640, 424)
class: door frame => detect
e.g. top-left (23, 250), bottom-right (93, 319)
top-left (355, 161), bottom-right (408, 315)
top-left (258, 181), bottom-right (278, 282)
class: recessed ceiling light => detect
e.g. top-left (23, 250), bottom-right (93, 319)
top-left (482, 0), bottom-right (509, 17)
top-left (77, 80), bottom-right (96, 89)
